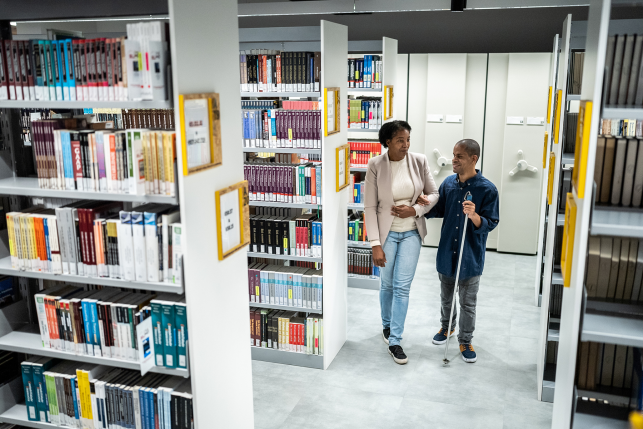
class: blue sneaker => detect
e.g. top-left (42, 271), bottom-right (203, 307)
top-left (460, 344), bottom-right (477, 363)
top-left (432, 327), bottom-right (455, 345)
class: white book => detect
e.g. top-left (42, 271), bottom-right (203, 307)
top-left (45, 215), bottom-right (63, 274)
top-left (145, 211), bottom-right (161, 282)
top-left (96, 132), bottom-right (108, 192)
top-left (118, 211), bottom-right (136, 281)
top-left (124, 38), bottom-right (142, 101)
top-left (128, 130), bottom-right (146, 195)
top-left (34, 293), bottom-right (51, 348)
top-left (171, 223), bottom-right (183, 285)
top-left (161, 209), bottom-right (180, 283)
top-left (132, 211), bottom-right (147, 282)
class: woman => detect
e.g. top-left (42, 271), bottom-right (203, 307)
top-left (364, 120), bottom-right (439, 365)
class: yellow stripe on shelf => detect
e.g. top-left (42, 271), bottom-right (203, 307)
top-left (553, 89), bottom-right (562, 144)
top-left (572, 101), bottom-right (593, 200)
top-left (546, 86), bottom-right (552, 124)
top-left (542, 132), bottom-right (549, 169)
top-left (561, 192), bottom-right (577, 288)
top-left (547, 152), bottom-right (555, 205)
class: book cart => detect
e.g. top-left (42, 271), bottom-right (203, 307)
top-left (534, 14), bottom-right (578, 404)
top-left (0, 0), bottom-right (256, 427)
top-left (346, 37), bottom-right (397, 291)
top-left (552, 0), bottom-right (643, 427)
top-left (241, 21), bottom-right (349, 370)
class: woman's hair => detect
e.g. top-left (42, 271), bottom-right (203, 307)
top-left (378, 120), bottom-right (412, 148)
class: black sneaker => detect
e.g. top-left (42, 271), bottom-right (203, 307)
top-left (382, 328), bottom-right (390, 345)
top-left (388, 345), bottom-right (409, 365)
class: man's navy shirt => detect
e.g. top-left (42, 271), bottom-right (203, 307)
top-left (425, 170), bottom-right (499, 279)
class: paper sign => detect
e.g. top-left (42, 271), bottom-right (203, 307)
top-left (183, 98), bottom-right (212, 170)
top-left (445, 115), bottom-right (463, 123)
top-left (427, 114), bottom-right (443, 123)
top-left (338, 148), bottom-right (346, 187)
top-left (136, 317), bottom-right (155, 376)
top-left (326, 89), bottom-right (336, 133)
top-left (527, 117), bottom-right (545, 125)
top-left (506, 116), bottom-right (524, 125)
top-left (219, 190), bottom-right (242, 254)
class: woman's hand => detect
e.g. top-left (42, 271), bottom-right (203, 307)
top-left (415, 194), bottom-right (431, 206)
top-left (391, 205), bottom-right (417, 219)
top-left (372, 245), bottom-right (387, 267)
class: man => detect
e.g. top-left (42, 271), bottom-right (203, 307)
top-left (420, 139), bottom-right (499, 363)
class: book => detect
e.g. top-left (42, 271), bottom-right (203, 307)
top-left (600, 137), bottom-right (616, 203)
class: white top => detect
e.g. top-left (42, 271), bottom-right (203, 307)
top-left (389, 157), bottom-right (419, 233)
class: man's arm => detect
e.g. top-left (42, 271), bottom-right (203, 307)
top-left (465, 185), bottom-right (499, 234)
top-left (424, 182), bottom-right (446, 219)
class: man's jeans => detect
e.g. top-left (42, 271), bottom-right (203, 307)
top-left (439, 273), bottom-right (481, 345)
top-left (380, 230), bottom-right (422, 347)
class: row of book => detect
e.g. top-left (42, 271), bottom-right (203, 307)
top-left (348, 174), bottom-right (366, 204)
top-left (575, 342), bottom-right (637, 391)
top-left (239, 50), bottom-right (321, 93)
top-left (349, 141), bottom-right (383, 167)
top-left (604, 34), bottom-right (643, 107)
top-left (248, 264), bottom-right (323, 310)
top-left (250, 308), bottom-right (323, 355)
top-left (32, 121), bottom-right (176, 195)
top-left (6, 203), bottom-right (183, 285)
top-left (33, 285), bottom-right (188, 369)
top-left (348, 99), bottom-right (383, 129)
top-left (20, 359), bottom-right (192, 428)
top-left (549, 283), bottom-right (563, 319)
top-left (0, 22), bottom-right (168, 102)
top-left (599, 118), bottom-right (642, 139)
top-left (241, 109), bottom-right (322, 149)
top-left (245, 152), bottom-right (321, 166)
top-left (586, 236), bottom-right (643, 302)
top-left (594, 137), bottom-right (643, 206)
top-left (563, 112), bottom-right (578, 154)
top-left (348, 213), bottom-right (369, 242)
top-left (250, 212), bottom-right (322, 258)
top-left (244, 163), bottom-right (322, 204)
top-left (240, 100), bottom-right (320, 111)
top-left (567, 51), bottom-right (584, 96)
top-left (348, 248), bottom-right (379, 277)
top-left (347, 56), bottom-right (382, 89)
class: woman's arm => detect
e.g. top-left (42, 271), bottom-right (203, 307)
top-left (412, 155), bottom-right (440, 217)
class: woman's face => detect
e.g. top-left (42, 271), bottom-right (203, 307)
top-left (387, 128), bottom-right (411, 158)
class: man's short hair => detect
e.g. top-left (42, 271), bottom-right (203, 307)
top-left (456, 139), bottom-right (481, 160)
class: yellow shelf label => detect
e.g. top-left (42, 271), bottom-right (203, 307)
top-left (561, 192), bottom-right (577, 288)
top-left (572, 100), bottom-right (593, 199)
top-left (553, 89), bottom-right (562, 144)
top-left (546, 86), bottom-right (552, 124)
top-left (542, 132), bottom-right (549, 169)
top-left (547, 152), bottom-right (555, 205)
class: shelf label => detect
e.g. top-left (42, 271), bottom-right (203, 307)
top-left (445, 115), bottom-right (462, 123)
top-left (547, 152), bottom-right (555, 205)
top-left (553, 90), bottom-right (563, 144)
top-left (572, 100), bottom-right (592, 200)
top-left (560, 192), bottom-right (577, 288)
top-left (506, 116), bottom-right (524, 125)
top-left (546, 86), bottom-right (552, 124)
top-left (528, 117), bottom-right (545, 125)
top-left (426, 114), bottom-right (443, 123)
top-left (542, 132), bottom-right (549, 168)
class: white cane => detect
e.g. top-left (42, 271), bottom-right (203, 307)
top-left (443, 191), bottom-right (473, 365)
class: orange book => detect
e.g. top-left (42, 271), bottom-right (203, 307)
top-left (311, 167), bottom-right (317, 204)
top-left (33, 217), bottom-right (47, 272)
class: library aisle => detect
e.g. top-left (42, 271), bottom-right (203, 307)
top-left (251, 248), bottom-right (551, 429)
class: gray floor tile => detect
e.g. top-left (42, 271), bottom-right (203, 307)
top-left (396, 397), bottom-right (504, 429)
top-left (252, 375), bottom-right (307, 429)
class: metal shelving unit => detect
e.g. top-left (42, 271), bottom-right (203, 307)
top-left (601, 107), bottom-right (643, 120)
top-left (240, 92), bottom-right (321, 98)
top-left (249, 302), bottom-right (323, 314)
top-left (347, 128), bottom-right (380, 133)
top-left (242, 147), bottom-right (322, 154)
top-left (0, 329), bottom-right (188, 377)
top-left (572, 413), bottom-right (629, 429)
top-left (347, 275), bottom-right (380, 290)
top-left (590, 206), bottom-right (643, 237)
top-left (0, 100), bottom-right (172, 109)
top-left (0, 177), bottom-right (178, 204)
top-left (247, 252), bottom-right (323, 263)
top-left (0, 257), bottom-right (184, 294)
top-left (350, 167), bottom-right (367, 172)
top-left (250, 346), bottom-right (324, 369)
top-left (557, 213), bottom-right (565, 226)
top-left (347, 241), bottom-right (371, 248)
top-left (581, 313), bottom-right (643, 347)
top-left (347, 88), bottom-right (382, 93)
top-left (347, 203), bottom-right (364, 211)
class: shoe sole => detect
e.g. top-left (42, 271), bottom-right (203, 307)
top-left (382, 331), bottom-right (389, 345)
top-left (431, 332), bottom-right (455, 345)
top-left (461, 354), bottom-right (477, 363)
top-left (388, 348), bottom-right (408, 365)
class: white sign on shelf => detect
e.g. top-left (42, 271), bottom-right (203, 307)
top-left (426, 114), bottom-right (444, 123)
top-left (506, 116), bottom-right (524, 125)
top-left (527, 117), bottom-right (545, 125)
top-left (136, 317), bottom-right (155, 376)
top-left (445, 115), bottom-right (463, 123)
top-left (219, 190), bottom-right (242, 254)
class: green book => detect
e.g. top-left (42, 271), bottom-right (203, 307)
top-left (32, 357), bottom-right (56, 423)
top-left (174, 302), bottom-right (188, 369)
top-left (151, 300), bottom-right (165, 367)
top-left (161, 301), bottom-right (177, 368)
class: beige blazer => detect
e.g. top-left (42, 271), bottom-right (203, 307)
top-left (364, 152), bottom-right (439, 246)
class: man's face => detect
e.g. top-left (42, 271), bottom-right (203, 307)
top-left (452, 143), bottom-right (477, 174)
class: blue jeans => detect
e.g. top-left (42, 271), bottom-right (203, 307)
top-left (380, 230), bottom-right (422, 346)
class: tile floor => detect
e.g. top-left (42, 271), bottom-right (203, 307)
top-left (252, 247), bottom-right (553, 429)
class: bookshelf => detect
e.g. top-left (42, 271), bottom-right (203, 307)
top-left (240, 21), bottom-right (348, 370)
top-left (534, 14), bottom-right (572, 404)
top-left (0, 0), bottom-right (257, 428)
top-left (551, 0), bottom-right (643, 427)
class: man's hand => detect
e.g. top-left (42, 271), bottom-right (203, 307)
top-left (463, 200), bottom-right (482, 228)
top-left (391, 205), bottom-right (417, 219)
top-left (415, 194), bottom-right (430, 206)
top-left (372, 245), bottom-right (387, 267)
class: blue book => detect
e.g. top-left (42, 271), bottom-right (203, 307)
top-left (63, 39), bottom-right (76, 101)
top-left (147, 388), bottom-right (155, 429)
top-left (51, 41), bottom-right (64, 100)
top-left (89, 299), bottom-right (101, 356)
top-left (43, 41), bottom-right (56, 101)
top-left (60, 131), bottom-right (74, 190)
top-left (70, 375), bottom-right (79, 424)
top-left (150, 300), bottom-right (165, 367)
top-left (175, 303), bottom-right (188, 369)
top-left (30, 40), bottom-right (44, 100)
top-left (43, 218), bottom-right (51, 271)
top-left (81, 299), bottom-right (95, 356)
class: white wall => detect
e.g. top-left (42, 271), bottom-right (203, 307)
top-left (407, 54), bottom-right (428, 156)
top-left (394, 54), bottom-right (409, 122)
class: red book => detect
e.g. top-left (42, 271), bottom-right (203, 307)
top-left (104, 38), bottom-right (114, 100)
top-left (276, 54), bottom-right (281, 90)
top-left (10, 41), bottom-right (22, 100)
top-left (21, 41), bottom-right (35, 100)
top-left (262, 54), bottom-right (267, 89)
top-left (98, 38), bottom-right (108, 100)
top-left (71, 133), bottom-right (83, 189)
top-left (86, 39), bottom-right (98, 100)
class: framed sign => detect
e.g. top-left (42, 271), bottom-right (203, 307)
top-left (336, 143), bottom-right (350, 192)
top-left (324, 87), bottom-right (340, 136)
top-left (215, 180), bottom-right (250, 260)
top-left (178, 92), bottom-right (223, 176)
top-left (384, 85), bottom-right (394, 120)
